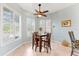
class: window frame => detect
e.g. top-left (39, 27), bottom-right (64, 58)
top-left (2, 5), bottom-right (21, 46)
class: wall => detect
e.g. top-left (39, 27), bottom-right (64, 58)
top-left (49, 4), bottom-right (79, 42)
top-left (0, 4), bottom-right (1, 46)
top-left (0, 3), bottom-right (27, 55)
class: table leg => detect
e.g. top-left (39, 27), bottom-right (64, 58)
top-left (39, 37), bottom-right (42, 52)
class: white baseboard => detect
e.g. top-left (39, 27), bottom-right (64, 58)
top-left (23, 40), bottom-right (32, 44)
top-left (53, 40), bottom-right (61, 44)
top-left (4, 42), bottom-right (26, 56)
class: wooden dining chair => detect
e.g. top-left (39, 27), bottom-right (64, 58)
top-left (32, 32), bottom-right (40, 51)
top-left (43, 33), bottom-right (51, 53)
top-left (68, 31), bottom-right (79, 56)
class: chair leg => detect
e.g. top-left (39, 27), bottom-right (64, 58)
top-left (49, 45), bottom-right (51, 50)
top-left (48, 43), bottom-right (51, 50)
top-left (44, 42), bottom-right (45, 48)
top-left (32, 44), bottom-right (34, 49)
top-left (32, 39), bottom-right (34, 49)
top-left (32, 46), bottom-right (33, 49)
top-left (46, 47), bottom-right (48, 53)
top-left (71, 45), bottom-right (74, 56)
top-left (45, 43), bottom-right (49, 53)
top-left (71, 50), bottom-right (73, 56)
top-left (35, 46), bottom-right (37, 51)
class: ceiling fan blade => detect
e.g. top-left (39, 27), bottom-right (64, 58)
top-left (35, 9), bottom-right (39, 12)
top-left (34, 13), bottom-right (38, 15)
top-left (42, 10), bottom-right (48, 13)
top-left (43, 15), bottom-right (47, 17)
top-left (41, 14), bottom-right (47, 17)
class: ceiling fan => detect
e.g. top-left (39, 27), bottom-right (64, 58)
top-left (34, 4), bottom-right (48, 17)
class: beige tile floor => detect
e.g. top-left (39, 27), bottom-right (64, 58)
top-left (7, 42), bottom-right (71, 56)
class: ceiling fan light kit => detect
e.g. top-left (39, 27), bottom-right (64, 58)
top-left (38, 14), bottom-right (42, 17)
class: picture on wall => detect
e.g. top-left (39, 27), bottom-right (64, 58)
top-left (61, 20), bottom-right (71, 27)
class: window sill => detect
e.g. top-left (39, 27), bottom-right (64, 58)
top-left (1, 37), bottom-right (21, 47)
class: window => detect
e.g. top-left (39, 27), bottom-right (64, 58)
top-left (14, 14), bottom-right (21, 39)
top-left (39, 19), bottom-right (51, 33)
top-left (26, 18), bottom-right (35, 40)
top-left (3, 7), bottom-right (13, 44)
top-left (40, 20), bottom-right (46, 32)
top-left (3, 7), bottom-right (21, 45)
top-left (3, 7), bottom-right (13, 33)
top-left (46, 20), bottom-right (51, 33)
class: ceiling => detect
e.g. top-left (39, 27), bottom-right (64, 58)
top-left (18, 3), bottom-right (75, 14)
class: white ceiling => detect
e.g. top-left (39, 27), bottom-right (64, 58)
top-left (18, 3), bottom-right (75, 14)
